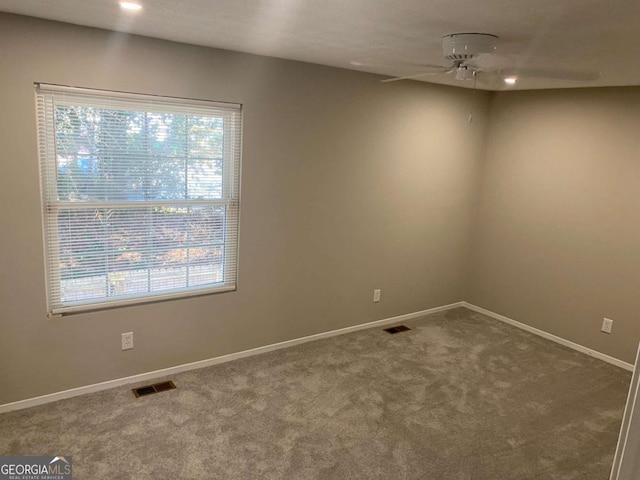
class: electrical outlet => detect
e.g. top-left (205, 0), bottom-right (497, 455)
top-left (373, 289), bottom-right (381, 303)
top-left (122, 332), bottom-right (134, 350)
top-left (601, 318), bottom-right (613, 334)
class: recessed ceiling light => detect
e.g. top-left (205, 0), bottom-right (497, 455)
top-left (504, 76), bottom-right (517, 85)
top-left (120, 2), bottom-right (142, 11)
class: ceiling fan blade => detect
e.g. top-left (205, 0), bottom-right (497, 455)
top-left (466, 53), bottom-right (519, 70)
top-left (351, 60), bottom-right (449, 70)
top-left (497, 68), bottom-right (601, 82)
top-left (381, 67), bottom-right (454, 83)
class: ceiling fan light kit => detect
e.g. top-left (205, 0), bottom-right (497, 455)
top-left (454, 65), bottom-right (476, 81)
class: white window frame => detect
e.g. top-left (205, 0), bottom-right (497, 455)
top-left (35, 84), bottom-right (242, 315)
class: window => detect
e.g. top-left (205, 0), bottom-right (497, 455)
top-left (35, 84), bottom-right (242, 315)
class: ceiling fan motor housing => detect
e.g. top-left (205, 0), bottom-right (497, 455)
top-left (442, 33), bottom-right (498, 62)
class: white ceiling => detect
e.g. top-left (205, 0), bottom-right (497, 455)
top-left (1, 0), bottom-right (639, 91)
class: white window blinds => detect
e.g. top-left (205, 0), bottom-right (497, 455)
top-left (35, 84), bottom-right (242, 315)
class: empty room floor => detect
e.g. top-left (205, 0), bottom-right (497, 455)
top-left (0, 308), bottom-right (631, 479)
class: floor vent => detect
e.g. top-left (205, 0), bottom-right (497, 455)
top-left (383, 325), bottom-right (411, 334)
top-left (132, 380), bottom-right (176, 398)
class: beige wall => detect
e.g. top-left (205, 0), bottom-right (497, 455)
top-left (469, 88), bottom-right (640, 364)
top-left (0, 13), bottom-right (489, 404)
top-left (4, 12), bottom-right (639, 406)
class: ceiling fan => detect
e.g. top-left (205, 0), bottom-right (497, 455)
top-left (357, 33), bottom-right (600, 85)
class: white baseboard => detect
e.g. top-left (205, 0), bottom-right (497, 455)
top-left (2, 300), bottom-right (632, 414)
top-left (0, 301), bottom-right (464, 414)
top-left (462, 302), bottom-right (634, 371)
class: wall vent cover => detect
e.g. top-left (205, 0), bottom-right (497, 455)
top-left (132, 380), bottom-right (176, 398)
top-left (383, 325), bottom-right (411, 334)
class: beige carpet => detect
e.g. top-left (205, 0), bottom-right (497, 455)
top-left (0, 307), bottom-right (631, 479)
